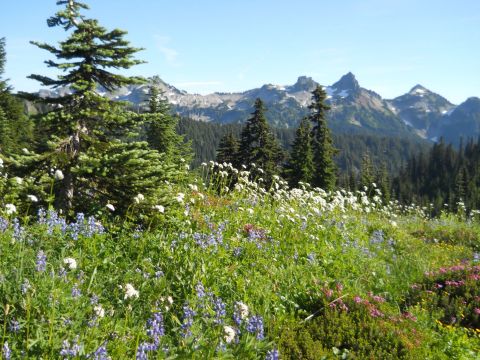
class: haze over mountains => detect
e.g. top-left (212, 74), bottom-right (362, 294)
top-left (37, 72), bottom-right (480, 144)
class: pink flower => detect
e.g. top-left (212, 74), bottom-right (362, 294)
top-left (353, 296), bottom-right (363, 303)
top-left (474, 308), bottom-right (480, 315)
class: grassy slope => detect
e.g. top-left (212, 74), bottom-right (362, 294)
top-left (1, 165), bottom-right (480, 358)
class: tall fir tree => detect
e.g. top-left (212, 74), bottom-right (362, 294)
top-left (285, 118), bottom-right (314, 187)
top-left (238, 98), bottom-right (283, 184)
top-left (375, 161), bottom-right (390, 201)
top-left (0, 37), bottom-right (33, 155)
top-left (216, 132), bottom-right (239, 165)
top-left (24, 0), bottom-right (180, 215)
top-left (0, 37), bottom-right (7, 92)
top-left (308, 85), bottom-right (337, 190)
top-left (360, 152), bottom-right (374, 190)
top-left (144, 78), bottom-right (187, 161)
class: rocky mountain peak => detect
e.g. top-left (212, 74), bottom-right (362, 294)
top-left (409, 84), bottom-right (429, 96)
top-left (331, 72), bottom-right (360, 92)
top-left (289, 76), bottom-right (318, 92)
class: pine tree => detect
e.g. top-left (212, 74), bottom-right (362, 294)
top-left (286, 118), bottom-right (314, 187)
top-left (375, 161), bottom-right (390, 201)
top-left (216, 132), bottom-right (239, 165)
top-left (0, 37), bottom-right (33, 155)
top-left (360, 152), bottom-right (375, 193)
top-left (308, 85), bottom-right (337, 190)
top-left (238, 98), bottom-right (283, 184)
top-left (144, 79), bottom-right (186, 160)
top-left (0, 37), bottom-right (7, 92)
top-left (24, 0), bottom-right (177, 215)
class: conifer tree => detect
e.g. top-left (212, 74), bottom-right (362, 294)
top-left (308, 85), bottom-right (337, 190)
top-left (375, 162), bottom-right (390, 201)
top-left (360, 152), bottom-right (374, 191)
top-left (144, 79), bottom-right (186, 160)
top-left (286, 118), bottom-right (314, 187)
top-left (216, 132), bottom-right (239, 165)
top-left (238, 98), bottom-right (283, 184)
top-left (0, 37), bottom-right (7, 92)
top-left (0, 37), bottom-right (33, 155)
top-left (24, 0), bottom-right (178, 214)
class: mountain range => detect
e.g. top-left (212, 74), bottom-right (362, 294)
top-left (36, 73), bottom-right (480, 144)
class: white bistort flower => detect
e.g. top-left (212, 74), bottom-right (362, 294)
top-left (27, 195), bottom-right (38, 203)
top-left (224, 325), bottom-right (236, 344)
top-left (153, 205), bottom-right (165, 213)
top-left (176, 193), bottom-right (185, 203)
top-left (94, 304), bottom-right (105, 318)
top-left (63, 257), bottom-right (77, 270)
top-left (235, 302), bottom-right (249, 319)
top-left (5, 204), bottom-right (16, 215)
top-left (54, 169), bottom-right (64, 180)
top-left (106, 203), bottom-right (115, 212)
top-left (134, 193), bottom-right (145, 204)
top-left (124, 283), bottom-right (139, 299)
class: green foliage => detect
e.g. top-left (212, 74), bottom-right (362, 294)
top-left (0, 37), bottom-right (7, 91)
top-left (393, 138), bottom-right (480, 214)
top-left (279, 296), bottom-right (420, 359)
top-left (238, 98), bottom-right (284, 184)
top-left (309, 85), bottom-right (338, 191)
top-left (285, 118), bottom-right (314, 187)
top-left (0, 38), bottom-right (34, 155)
top-left (0, 164), bottom-right (480, 358)
top-left (144, 79), bottom-right (188, 162)
top-left (216, 132), bottom-right (239, 165)
top-left (407, 264), bottom-right (480, 329)
top-left (20, 0), bottom-right (182, 217)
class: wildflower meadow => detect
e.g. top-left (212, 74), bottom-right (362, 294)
top-left (1, 162), bottom-right (480, 359)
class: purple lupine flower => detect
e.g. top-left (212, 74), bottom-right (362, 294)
top-left (36, 250), bottom-right (47, 272)
top-left (90, 294), bottom-right (99, 305)
top-left (265, 348), bottom-right (279, 360)
top-left (71, 283), bottom-right (81, 298)
top-left (2, 341), bottom-right (11, 360)
top-left (37, 208), bottom-right (47, 224)
top-left (213, 296), bottom-right (226, 324)
top-left (60, 337), bottom-right (80, 358)
top-left (9, 319), bottom-right (20, 333)
top-left (146, 311), bottom-right (165, 341)
top-left (136, 311), bottom-right (165, 360)
top-left (233, 247), bottom-right (242, 257)
top-left (181, 304), bottom-right (196, 338)
top-left (12, 218), bottom-right (23, 241)
top-left (0, 216), bottom-right (8, 232)
top-left (306, 252), bottom-right (315, 264)
top-left (58, 267), bottom-right (68, 281)
top-left (21, 279), bottom-right (30, 295)
top-left (136, 342), bottom-right (157, 360)
top-left (370, 230), bottom-right (384, 245)
top-left (195, 283), bottom-right (206, 299)
top-left (91, 342), bottom-right (109, 360)
top-left (246, 315), bottom-right (264, 340)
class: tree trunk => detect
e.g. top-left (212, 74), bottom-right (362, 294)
top-left (56, 130), bottom-right (80, 214)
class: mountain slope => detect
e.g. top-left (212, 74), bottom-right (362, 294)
top-left (30, 73), bottom-right (480, 143)
top-left (387, 85), bottom-right (455, 138)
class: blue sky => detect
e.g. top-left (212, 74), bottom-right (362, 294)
top-left (1, 0), bottom-right (479, 103)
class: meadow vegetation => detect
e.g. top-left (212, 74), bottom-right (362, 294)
top-left (1, 163), bottom-right (480, 359)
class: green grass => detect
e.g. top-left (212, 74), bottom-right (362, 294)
top-left (1, 165), bottom-right (480, 358)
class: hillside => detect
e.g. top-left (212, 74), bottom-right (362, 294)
top-left (1, 168), bottom-right (480, 358)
